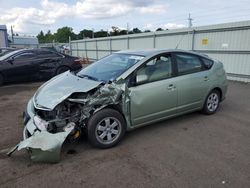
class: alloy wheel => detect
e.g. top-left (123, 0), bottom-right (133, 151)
top-left (95, 117), bottom-right (122, 145)
top-left (207, 92), bottom-right (219, 112)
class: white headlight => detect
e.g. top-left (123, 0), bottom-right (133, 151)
top-left (33, 116), bottom-right (48, 131)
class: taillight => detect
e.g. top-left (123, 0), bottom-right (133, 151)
top-left (74, 59), bottom-right (82, 64)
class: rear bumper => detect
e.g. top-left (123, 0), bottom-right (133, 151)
top-left (71, 62), bottom-right (83, 71)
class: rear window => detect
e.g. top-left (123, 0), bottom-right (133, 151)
top-left (202, 58), bottom-right (214, 69)
top-left (175, 54), bottom-right (202, 75)
top-left (37, 51), bottom-right (62, 58)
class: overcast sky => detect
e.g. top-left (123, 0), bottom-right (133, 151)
top-left (0, 0), bottom-right (250, 36)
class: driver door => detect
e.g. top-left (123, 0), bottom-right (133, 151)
top-left (4, 51), bottom-right (37, 82)
top-left (128, 53), bottom-right (178, 127)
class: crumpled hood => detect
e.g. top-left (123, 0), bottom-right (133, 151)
top-left (33, 71), bottom-right (102, 110)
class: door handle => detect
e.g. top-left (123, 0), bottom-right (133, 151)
top-left (204, 76), bottom-right (209, 81)
top-left (167, 84), bottom-right (175, 90)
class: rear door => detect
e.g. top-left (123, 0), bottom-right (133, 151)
top-left (36, 50), bottom-right (63, 78)
top-left (128, 53), bottom-right (178, 127)
top-left (173, 52), bottom-right (211, 113)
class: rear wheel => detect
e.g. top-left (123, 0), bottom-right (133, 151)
top-left (202, 90), bottom-right (220, 115)
top-left (56, 66), bottom-right (70, 75)
top-left (87, 108), bottom-right (126, 149)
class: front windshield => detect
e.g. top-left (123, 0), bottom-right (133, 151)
top-left (77, 53), bottom-right (144, 82)
top-left (0, 49), bottom-right (22, 61)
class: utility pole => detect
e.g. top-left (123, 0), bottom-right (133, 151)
top-left (127, 22), bottom-right (129, 35)
top-left (11, 25), bottom-right (14, 44)
top-left (92, 28), bottom-right (94, 38)
top-left (188, 13), bottom-right (193, 28)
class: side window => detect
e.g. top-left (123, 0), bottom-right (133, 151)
top-left (37, 51), bottom-right (61, 58)
top-left (136, 54), bottom-right (172, 85)
top-left (175, 54), bottom-right (202, 75)
top-left (14, 52), bottom-right (35, 61)
top-left (202, 58), bottom-right (214, 69)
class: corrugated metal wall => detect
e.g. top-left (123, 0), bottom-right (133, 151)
top-left (70, 21), bottom-right (250, 82)
top-left (0, 25), bottom-right (8, 48)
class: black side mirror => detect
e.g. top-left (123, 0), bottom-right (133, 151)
top-left (128, 73), bottom-right (137, 87)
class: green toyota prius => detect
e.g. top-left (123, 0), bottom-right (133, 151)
top-left (19, 49), bottom-right (227, 160)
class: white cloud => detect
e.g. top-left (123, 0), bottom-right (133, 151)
top-left (144, 22), bottom-right (185, 31)
top-left (162, 23), bottom-right (185, 29)
top-left (0, 0), bottom-right (167, 33)
top-left (138, 5), bottom-right (167, 14)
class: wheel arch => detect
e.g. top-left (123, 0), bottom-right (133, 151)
top-left (100, 104), bottom-right (128, 128)
top-left (103, 104), bottom-right (126, 118)
top-left (212, 87), bottom-right (222, 101)
top-left (55, 65), bottom-right (71, 75)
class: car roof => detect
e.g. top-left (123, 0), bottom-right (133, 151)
top-left (10, 48), bottom-right (58, 53)
top-left (115, 49), bottom-right (210, 59)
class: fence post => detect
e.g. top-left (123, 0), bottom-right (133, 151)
top-left (69, 36), bottom-right (72, 55)
top-left (96, 40), bottom-right (98, 60)
top-left (191, 29), bottom-right (195, 51)
top-left (76, 42), bottom-right (79, 57)
top-left (153, 32), bottom-right (156, 48)
top-left (127, 36), bottom-right (130, 49)
top-left (109, 37), bottom-right (112, 54)
top-left (84, 40), bottom-right (87, 59)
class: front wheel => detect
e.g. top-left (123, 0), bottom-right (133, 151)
top-left (87, 108), bottom-right (126, 149)
top-left (202, 90), bottom-right (220, 115)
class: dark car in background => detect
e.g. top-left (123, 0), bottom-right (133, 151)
top-left (0, 49), bottom-right (82, 86)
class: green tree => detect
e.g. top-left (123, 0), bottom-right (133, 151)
top-left (78, 29), bottom-right (94, 39)
top-left (110, 26), bottom-right (120, 36)
top-left (119, 30), bottom-right (128, 35)
top-left (132, 28), bottom-right (142, 33)
top-left (94, 30), bottom-right (108, 38)
top-left (44, 30), bottom-right (55, 43)
top-left (37, 30), bottom-right (45, 43)
top-left (156, 28), bottom-right (164, 31)
top-left (54, 27), bottom-right (76, 42)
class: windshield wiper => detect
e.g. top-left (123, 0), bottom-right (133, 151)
top-left (78, 74), bottom-right (99, 81)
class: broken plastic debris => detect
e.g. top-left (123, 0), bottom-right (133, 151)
top-left (7, 124), bottom-right (74, 163)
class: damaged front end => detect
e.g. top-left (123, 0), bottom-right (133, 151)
top-left (8, 72), bottom-right (126, 163)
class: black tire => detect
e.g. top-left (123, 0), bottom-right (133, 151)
top-left (202, 89), bottom-right (220, 115)
top-left (0, 74), bottom-right (4, 86)
top-left (56, 66), bottom-right (70, 75)
top-left (88, 108), bottom-right (126, 149)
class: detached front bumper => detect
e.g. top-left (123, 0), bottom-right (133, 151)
top-left (9, 98), bottom-right (75, 163)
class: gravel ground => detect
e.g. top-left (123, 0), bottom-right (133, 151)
top-left (0, 81), bottom-right (249, 188)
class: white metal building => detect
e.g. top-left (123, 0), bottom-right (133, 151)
top-left (0, 25), bottom-right (8, 48)
top-left (9, 36), bottom-right (39, 48)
